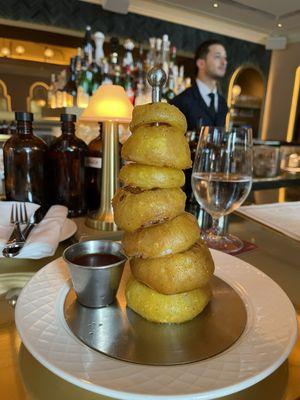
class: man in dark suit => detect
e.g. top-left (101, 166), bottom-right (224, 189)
top-left (171, 40), bottom-right (228, 129)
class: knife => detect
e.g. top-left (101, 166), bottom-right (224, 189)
top-left (2, 206), bottom-right (49, 258)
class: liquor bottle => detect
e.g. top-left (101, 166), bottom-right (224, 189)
top-left (155, 38), bottom-right (162, 67)
top-left (123, 39), bottom-right (134, 70)
top-left (85, 123), bottom-right (102, 210)
top-left (162, 34), bottom-right (170, 74)
top-left (124, 66), bottom-right (135, 104)
top-left (110, 37), bottom-right (119, 57)
top-left (94, 31), bottom-right (105, 65)
top-left (170, 46), bottom-right (177, 67)
top-left (3, 112), bottom-right (47, 205)
top-left (48, 73), bottom-right (57, 109)
top-left (75, 47), bottom-right (82, 85)
top-left (82, 26), bottom-right (95, 65)
top-left (63, 57), bottom-right (77, 107)
top-left (47, 114), bottom-right (88, 217)
top-left (169, 46), bottom-right (178, 91)
top-left (113, 65), bottom-right (122, 85)
top-left (101, 58), bottom-right (113, 85)
top-left (146, 38), bottom-right (156, 70)
top-left (77, 59), bottom-right (90, 108)
top-left (90, 58), bottom-right (102, 94)
top-left (177, 65), bottom-right (186, 94)
top-left (136, 44), bottom-right (145, 82)
top-left (109, 37), bottom-right (120, 82)
top-left (164, 67), bottom-right (176, 102)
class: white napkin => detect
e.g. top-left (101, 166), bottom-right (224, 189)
top-left (0, 202), bottom-right (68, 259)
top-left (237, 201), bottom-right (300, 241)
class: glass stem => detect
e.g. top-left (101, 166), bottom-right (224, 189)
top-left (212, 218), bottom-right (221, 236)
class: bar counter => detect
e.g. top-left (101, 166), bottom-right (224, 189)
top-left (0, 213), bottom-right (299, 400)
top-left (252, 172), bottom-right (300, 191)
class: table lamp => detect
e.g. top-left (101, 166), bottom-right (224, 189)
top-left (80, 84), bottom-right (133, 230)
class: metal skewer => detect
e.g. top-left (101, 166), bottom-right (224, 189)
top-left (147, 66), bottom-right (167, 103)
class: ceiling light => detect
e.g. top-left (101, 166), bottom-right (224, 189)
top-left (35, 99), bottom-right (46, 107)
top-left (213, 2), bottom-right (219, 7)
top-left (1, 47), bottom-right (10, 57)
top-left (15, 45), bottom-right (25, 55)
top-left (277, 23), bottom-right (283, 28)
top-left (44, 48), bottom-right (54, 58)
top-left (232, 85), bottom-right (241, 98)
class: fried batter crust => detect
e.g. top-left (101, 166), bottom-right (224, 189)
top-left (112, 187), bottom-right (186, 232)
top-left (130, 241), bottom-right (215, 294)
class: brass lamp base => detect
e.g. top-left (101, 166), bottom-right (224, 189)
top-left (85, 211), bottom-right (119, 231)
top-left (85, 120), bottom-right (120, 231)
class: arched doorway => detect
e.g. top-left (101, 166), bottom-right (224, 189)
top-left (227, 65), bottom-right (265, 138)
top-left (0, 79), bottom-right (12, 112)
top-left (27, 81), bottom-right (49, 116)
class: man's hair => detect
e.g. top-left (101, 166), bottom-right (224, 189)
top-left (194, 39), bottom-right (224, 75)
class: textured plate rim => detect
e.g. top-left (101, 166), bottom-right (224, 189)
top-left (15, 250), bottom-right (298, 400)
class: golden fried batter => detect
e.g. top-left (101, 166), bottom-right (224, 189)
top-left (112, 187), bottom-right (186, 232)
top-left (123, 213), bottom-right (200, 258)
top-left (126, 278), bottom-right (211, 324)
top-left (130, 241), bottom-right (215, 295)
top-left (119, 163), bottom-right (185, 190)
top-left (130, 102), bottom-right (187, 133)
top-left (122, 125), bottom-right (192, 169)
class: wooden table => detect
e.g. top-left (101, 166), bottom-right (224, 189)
top-left (0, 215), bottom-right (299, 400)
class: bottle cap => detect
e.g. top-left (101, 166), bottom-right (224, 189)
top-left (15, 112), bottom-right (34, 122)
top-left (60, 114), bottom-right (76, 122)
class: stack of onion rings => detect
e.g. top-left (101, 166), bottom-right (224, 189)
top-left (112, 102), bottom-right (214, 324)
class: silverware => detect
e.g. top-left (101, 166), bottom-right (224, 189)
top-left (6, 203), bottom-right (28, 244)
top-left (2, 206), bottom-right (48, 258)
top-left (21, 206), bottom-right (48, 240)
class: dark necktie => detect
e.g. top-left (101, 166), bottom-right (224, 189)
top-left (208, 92), bottom-right (216, 116)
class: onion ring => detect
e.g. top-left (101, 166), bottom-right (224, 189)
top-left (122, 125), bottom-right (192, 169)
top-left (125, 278), bottom-right (211, 324)
top-left (130, 102), bottom-right (187, 133)
top-left (119, 163), bottom-right (185, 190)
top-left (130, 240), bottom-right (215, 294)
top-left (123, 212), bottom-right (200, 258)
top-left (112, 187), bottom-right (186, 232)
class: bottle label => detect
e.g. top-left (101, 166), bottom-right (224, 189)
top-left (85, 157), bottom-right (102, 169)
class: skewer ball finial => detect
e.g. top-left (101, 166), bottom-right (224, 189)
top-left (147, 66), bottom-right (167, 103)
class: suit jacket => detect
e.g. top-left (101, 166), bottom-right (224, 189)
top-left (171, 84), bottom-right (228, 130)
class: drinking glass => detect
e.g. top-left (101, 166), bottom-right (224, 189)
top-left (191, 126), bottom-right (253, 253)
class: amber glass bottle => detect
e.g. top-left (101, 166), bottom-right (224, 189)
top-left (47, 114), bottom-right (88, 217)
top-left (3, 112), bottom-right (47, 205)
top-left (85, 123), bottom-right (102, 210)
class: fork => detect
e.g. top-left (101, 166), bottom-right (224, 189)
top-left (4, 203), bottom-right (28, 248)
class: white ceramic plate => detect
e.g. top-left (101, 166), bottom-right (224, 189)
top-left (59, 219), bottom-right (77, 242)
top-left (15, 251), bottom-right (297, 400)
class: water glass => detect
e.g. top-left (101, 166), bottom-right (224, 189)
top-left (192, 126), bottom-right (253, 253)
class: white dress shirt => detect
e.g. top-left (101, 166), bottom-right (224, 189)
top-left (196, 79), bottom-right (218, 112)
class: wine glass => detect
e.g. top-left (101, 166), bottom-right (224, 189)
top-left (191, 126), bottom-right (253, 253)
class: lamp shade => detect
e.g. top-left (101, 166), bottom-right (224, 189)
top-left (80, 84), bottom-right (133, 123)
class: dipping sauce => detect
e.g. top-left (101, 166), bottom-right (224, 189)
top-left (72, 253), bottom-right (121, 267)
